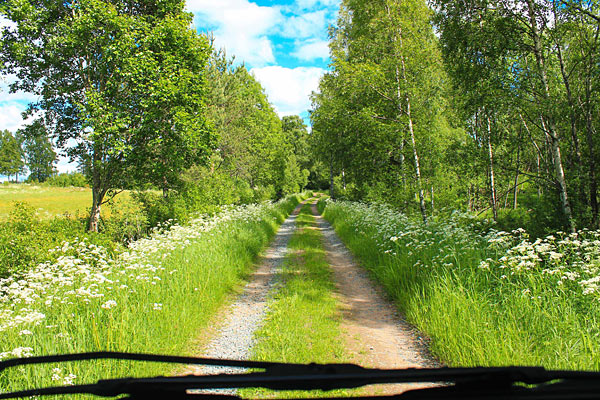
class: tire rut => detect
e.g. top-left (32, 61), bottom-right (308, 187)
top-left (186, 201), bottom-right (305, 380)
top-left (310, 200), bottom-right (439, 394)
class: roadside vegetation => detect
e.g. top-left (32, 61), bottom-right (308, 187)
top-left (0, 194), bottom-right (150, 278)
top-left (245, 202), bottom-right (348, 398)
top-left (0, 194), bottom-right (305, 394)
top-left (320, 199), bottom-right (600, 370)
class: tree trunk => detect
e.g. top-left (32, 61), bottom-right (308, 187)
top-left (525, 0), bottom-right (575, 232)
top-left (557, 43), bottom-right (586, 205)
top-left (87, 149), bottom-right (106, 232)
top-left (162, 175), bottom-right (168, 199)
top-left (514, 133), bottom-right (520, 209)
top-left (405, 93), bottom-right (427, 223)
top-left (329, 154), bottom-right (334, 199)
top-left (431, 186), bottom-right (434, 213)
top-left (88, 186), bottom-right (104, 232)
top-left (386, 0), bottom-right (427, 224)
top-left (584, 77), bottom-right (599, 227)
top-left (486, 115), bottom-right (498, 220)
top-left (556, 42), bottom-right (583, 166)
top-left (520, 114), bottom-right (543, 198)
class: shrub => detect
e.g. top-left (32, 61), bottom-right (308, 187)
top-left (101, 197), bottom-right (149, 244)
top-left (45, 172), bottom-right (87, 188)
top-left (253, 185), bottom-right (276, 202)
top-left (0, 202), bottom-right (119, 278)
top-left (490, 192), bottom-right (566, 239)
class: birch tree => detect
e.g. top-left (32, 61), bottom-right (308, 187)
top-left (312, 0), bottom-right (451, 221)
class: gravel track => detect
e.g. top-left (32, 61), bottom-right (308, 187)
top-left (187, 202), bottom-right (305, 389)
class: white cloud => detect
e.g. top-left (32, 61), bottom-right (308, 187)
top-left (0, 16), bottom-right (17, 31)
top-left (56, 157), bottom-right (77, 174)
top-left (0, 103), bottom-right (32, 133)
top-left (294, 0), bottom-right (339, 11)
top-left (187, 0), bottom-right (283, 66)
top-left (1, 76), bottom-right (39, 104)
top-left (292, 39), bottom-right (329, 61)
top-left (0, 75), bottom-right (39, 132)
top-left (280, 10), bottom-right (328, 39)
top-left (250, 66), bottom-right (325, 116)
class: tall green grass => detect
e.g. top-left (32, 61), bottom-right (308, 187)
top-left (244, 203), bottom-right (348, 398)
top-left (0, 195), bottom-right (305, 398)
top-left (320, 199), bottom-right (600, 370)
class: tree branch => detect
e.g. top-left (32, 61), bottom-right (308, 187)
top-left (368, 84), bottom-right (396, 103)
top-left (560, 0), bottom-right (600, 24)
top-left (371, 114), bottom-right (404, 124)
top-left (101, 188), bottom-right (125, 206)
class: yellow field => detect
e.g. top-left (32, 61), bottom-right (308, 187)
top-left (0, 183), bottom-right (133, 220)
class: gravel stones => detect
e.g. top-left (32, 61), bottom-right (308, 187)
top-left (188, 204), bottom-right (303, 391)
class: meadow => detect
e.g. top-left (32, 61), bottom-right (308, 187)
top-left (0, 183), bottom-right (134, 220)
top-left (0, 194), bottom-right (305, 396)
top-left (320, 199), bottom-right (600, 370)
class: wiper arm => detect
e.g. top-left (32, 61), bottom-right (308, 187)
top-left (1, 352), bottom-right (599, 399)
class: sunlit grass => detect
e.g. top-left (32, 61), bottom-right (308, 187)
top-left (0, 183), bottom-right (135, 220)
top-left (321, 199), bottom-right (600, 371)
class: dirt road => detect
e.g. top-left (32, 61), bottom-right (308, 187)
top-left (187, 198), bottom-right (437, 395)
top-left (311, 201), bottom-right (438, 393)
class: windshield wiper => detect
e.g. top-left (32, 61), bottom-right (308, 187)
top-left (0, 352), bottom-right (599, 399)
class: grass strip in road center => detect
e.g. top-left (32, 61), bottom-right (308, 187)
top-left (243, 202), bottom-right (349, 399)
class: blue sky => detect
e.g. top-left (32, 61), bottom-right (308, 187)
top-left (0, 0), bottom-right (338, 174)
top-left (188, 0), bottom-right (338, 121)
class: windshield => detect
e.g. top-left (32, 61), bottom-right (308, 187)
top-left (1, 0), bottom-right (600, 398)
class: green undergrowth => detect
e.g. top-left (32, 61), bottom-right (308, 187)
top-left (243, 202), bottom-right (349, 399)
top-left (319, 199), bottom-right (600, 370)
top-left (0, 194), bottom-right (308, 398)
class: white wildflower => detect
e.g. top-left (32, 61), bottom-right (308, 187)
top-left (101, 300), bottom-right (117, 310)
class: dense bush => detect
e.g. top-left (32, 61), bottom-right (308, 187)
top-left (101, 197), bottom-right (149, 244)
top-left (134, 172), bottom-right (283, 227)
top-left (490, 192), bottom-right (567, 239)
top-left (44, 172), bottom-right (87, 187)
top-left (0, 203), bottom-right (119, 278)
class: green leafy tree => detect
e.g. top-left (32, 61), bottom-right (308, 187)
top-left (1, 0), bottom-right (214, 231)
top-left (281, 115), bottom-right (311, 191)
top-left (311, 0), bottom-right (457, 216)
top-left (126, 13), bottom-right (215, 197)
top-left (202, 47), bottom-right (292, 198)
top-left (0, 129), bottom-right (24, 180)
top-left (20, 120), bottom-right (56, 182)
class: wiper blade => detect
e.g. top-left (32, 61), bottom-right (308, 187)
top-left (0, 352), bottom-right (599, 399)
top-left (0, 351), bottom-right (289, 372)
